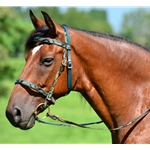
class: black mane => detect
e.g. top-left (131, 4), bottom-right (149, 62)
top-left (25, 24), bottom-right (150, 52)
top-left (67, 25), bottom-right (150, 52)
top-left (25, 25), bottom-right (49, 52)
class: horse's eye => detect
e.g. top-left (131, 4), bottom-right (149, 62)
top-left (42, 58), bottom-right (54, 66)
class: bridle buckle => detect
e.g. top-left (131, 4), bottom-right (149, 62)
top-left (45, 96), bottom-right (56, 105)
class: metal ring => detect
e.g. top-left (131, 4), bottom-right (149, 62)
top-left (34, 103), bottom-right (45, 115)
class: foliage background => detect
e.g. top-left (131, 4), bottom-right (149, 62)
top-left (1, 6), bottom-right (150, 144)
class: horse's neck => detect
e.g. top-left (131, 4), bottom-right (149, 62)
top-left (70, 30), bottom-right (150, 132)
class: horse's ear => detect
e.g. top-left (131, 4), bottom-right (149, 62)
top-left (41, 11), bottom-right (62, 38)
top-left (29, 10), bottom-right (45, 28)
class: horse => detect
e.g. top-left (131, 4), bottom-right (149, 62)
top-left (5, 10), bottom-right (150, 144)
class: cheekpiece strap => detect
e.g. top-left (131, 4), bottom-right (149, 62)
top-left (62, 25), bottom-right (72, 91)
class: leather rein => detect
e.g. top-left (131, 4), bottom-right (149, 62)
top-left (15, 25), bottom-right (150, 131)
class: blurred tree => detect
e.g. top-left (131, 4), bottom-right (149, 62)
top-left (0, 6), bottom-right (113, 58)
top-left (0, 44), bottom-right (15, 97)
top-left (61, 7), bottom-right (112, 33)
top-left (0, 7), bottom-right (32, 57)
top-left (0, 6), bottom-right (113, 97)
top-left (0, 7), bottom-right (18, 96)
top-left (18, 7), bottom-right (113, 33)
top-left (88, 9), bottom-right (112, 33)
top-left (119, 8), bottom-right (150, 49)
top-left (0, 6), bottom-right (113, 60)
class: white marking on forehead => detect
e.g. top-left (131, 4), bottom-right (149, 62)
top-left (32, 45), bottom-right (43, 55)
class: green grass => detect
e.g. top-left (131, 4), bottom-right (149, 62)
top-left (0, 58), bottom-right (111, 144)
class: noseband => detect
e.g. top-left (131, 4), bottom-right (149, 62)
top-left (15, 25), bottom-right (72, 110)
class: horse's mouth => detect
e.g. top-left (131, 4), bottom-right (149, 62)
top-left (19, 115), bottom-right (35, 130)
top-left (18, 103), bottom-right (48, 130)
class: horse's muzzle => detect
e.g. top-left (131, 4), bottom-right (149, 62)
top-left (6, 105), bottom-right (35, 130)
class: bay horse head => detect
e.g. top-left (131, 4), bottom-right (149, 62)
top-left (6, 10), bottom-right (150, 143)
top-left (6, 10), bottom-right (73, 130)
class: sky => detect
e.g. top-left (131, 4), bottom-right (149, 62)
top-left (100, 7), bottom-right (150, 33)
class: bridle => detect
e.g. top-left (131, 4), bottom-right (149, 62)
top-left (14, 25), bottom-right (104, 129)
top-left (15, 25), bottom-right (150, 131)
top-left (15, 25), bottom-right (72, 111)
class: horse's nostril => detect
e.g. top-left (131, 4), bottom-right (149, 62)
top-left (14, 108), bottom-right (21, 123)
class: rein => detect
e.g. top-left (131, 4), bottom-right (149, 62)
top-left (35, 107), bottom-right (150, 131)
top-left (14, 25), bottom-right (150, 131)
top-left (35, 107), bottom-right (103, 130)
